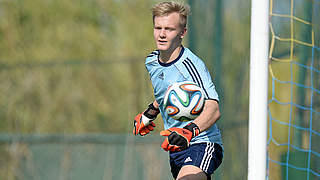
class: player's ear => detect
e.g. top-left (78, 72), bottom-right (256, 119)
top-left (180, 27), bottom-right (187, 39)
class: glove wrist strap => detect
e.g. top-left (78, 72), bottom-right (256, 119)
top-left (144, 102), bottom-right (160, 119)
top-left (183, 122), bottom-right (200, 138)
top-left (148, 102), bottom-right (159, 111)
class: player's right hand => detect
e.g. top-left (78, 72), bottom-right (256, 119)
top-left (133, 113), bottom-right (156, 136)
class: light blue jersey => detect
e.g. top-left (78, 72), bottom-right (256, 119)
top-left (145, 46), bottom-right (223, 145)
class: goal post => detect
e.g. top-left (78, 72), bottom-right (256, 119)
top-left (248, 0), bottom-right (269, 179)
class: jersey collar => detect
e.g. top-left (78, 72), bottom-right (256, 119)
top-left (158, 46), bottom-right (185, 67)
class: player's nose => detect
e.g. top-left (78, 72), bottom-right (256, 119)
top-left (159, 29), bottom-right (166, 38)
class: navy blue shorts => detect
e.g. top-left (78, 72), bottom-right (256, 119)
top-left (169, 142), bottom-right (223, 180)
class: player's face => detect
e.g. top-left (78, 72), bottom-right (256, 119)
top-left (153, 12), bottom-right (186, 52)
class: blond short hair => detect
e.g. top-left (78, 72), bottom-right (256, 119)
top-left (151, 1), bottom-right (190, 28)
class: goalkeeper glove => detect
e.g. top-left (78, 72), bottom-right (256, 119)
top-left (160, 122), bottom-right (200, 152)
top-left (133, 103), bottom-right (160, 136)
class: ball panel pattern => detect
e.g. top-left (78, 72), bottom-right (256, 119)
top-left (163, 81), bottom-right (205, 122)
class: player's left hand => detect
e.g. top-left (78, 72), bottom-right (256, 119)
top-left (160, 122), bottom-right (200, 152)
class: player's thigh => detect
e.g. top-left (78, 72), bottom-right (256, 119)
top-left (176, 165), bottom-right (207, 180)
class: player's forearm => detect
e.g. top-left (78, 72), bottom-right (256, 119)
top-left (153, 100), bottom-right (159, 109)
top-left (192, 100), bottom-right (221, 132)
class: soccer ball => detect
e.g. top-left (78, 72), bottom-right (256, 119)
top-left (163, 81), bottom-right (205, 121)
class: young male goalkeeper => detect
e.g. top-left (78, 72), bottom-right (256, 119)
top-left (133, 1), bottom-right (223, 180)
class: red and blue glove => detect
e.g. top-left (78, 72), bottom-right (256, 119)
top-left (133, 103), bottom-right (160, 136)
top-left (160, 122), bottom-right (200, 151)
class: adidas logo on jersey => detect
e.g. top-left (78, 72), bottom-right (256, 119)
top-left (158, 72), bottom-right (164, 80)
top-left (184, 157), bottom-right (192, 163)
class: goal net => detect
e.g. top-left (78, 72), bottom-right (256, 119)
top-left (267, 0), bottom-right (320, 179)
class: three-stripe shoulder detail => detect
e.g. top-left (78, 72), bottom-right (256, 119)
top-left (182, 58), bottom-right (210, 98)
